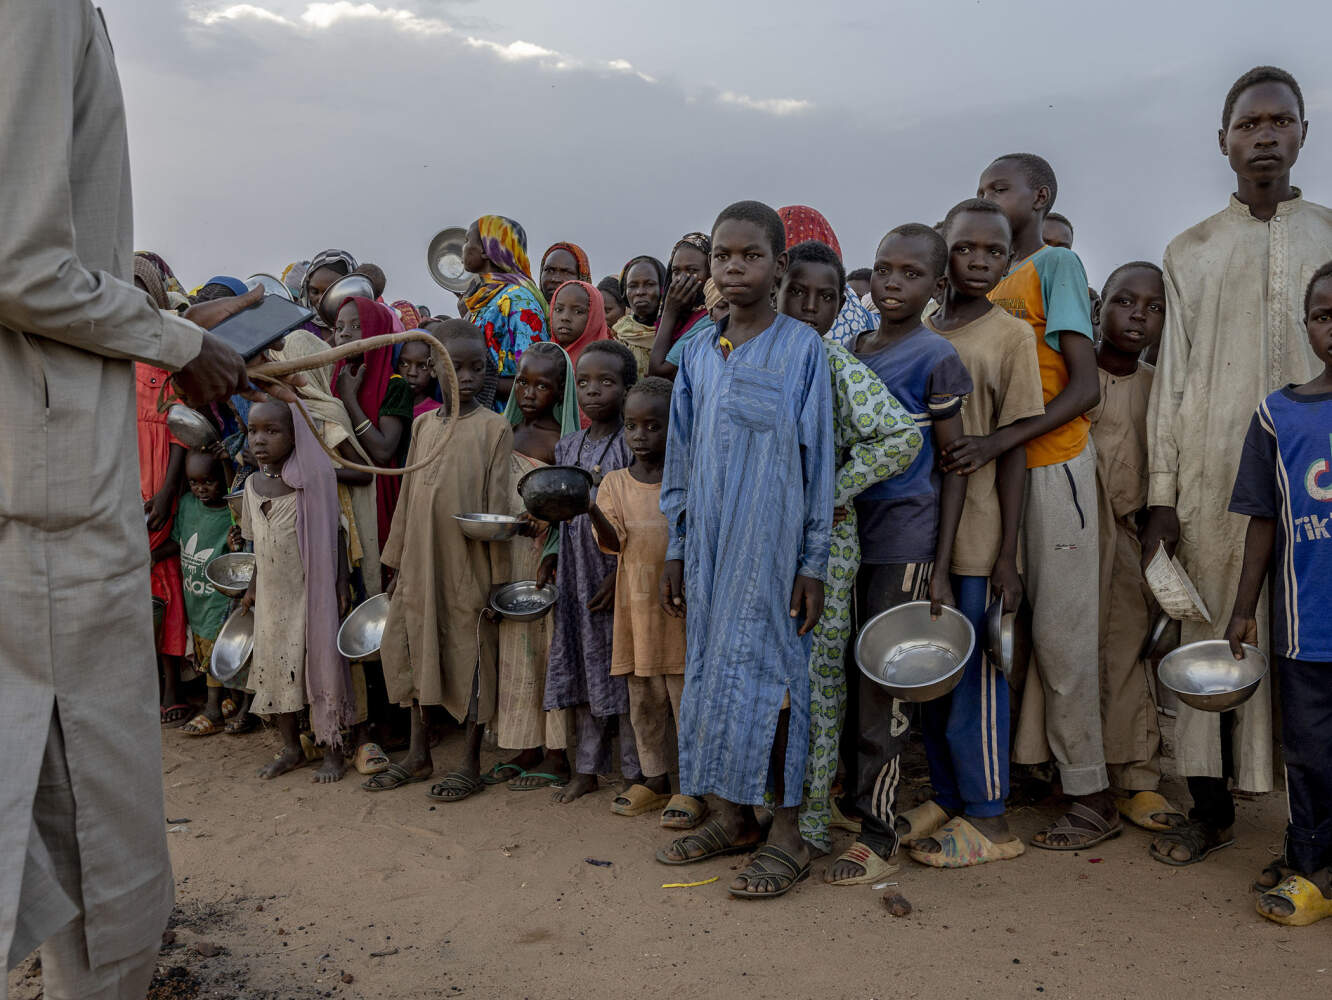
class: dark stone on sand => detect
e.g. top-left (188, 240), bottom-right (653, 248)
top-left (882, 891), bottom-right (912, 916)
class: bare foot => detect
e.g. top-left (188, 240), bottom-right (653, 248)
top-left (313, 751), bottom-right (346, 784)
top-left (258, 745), bottom-right (305, 779)
top-left (552, 772), bottom-right (598, 804)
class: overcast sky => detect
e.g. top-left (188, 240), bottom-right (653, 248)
top-left (109, 0), bottom-right (1331, 308)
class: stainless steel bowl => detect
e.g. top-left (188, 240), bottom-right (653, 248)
top-left (210, 607), bottom-right (254, 684)
top-left (1157, 640), bottom-right (1267, 713)
top-left (455, 513), bottom-right (524, 541)
top-left (490, 581), bottom-right (557, 623)
top-left (984, 597), bottom-right (1032, 690)
top-left (205, 552), bottom-right (254, 598)
top-left (337, 593), bottom-right (390, 660)
top-left (246, 272), bottom-right (294, 301)
top-left (225, 487), bottom-right (245, 520)
top-left (427, 226), bottom-right (472, 293)
top-left (316, 272), bottom-right (376, 326)
top-left (855, 601), bottom-right (974, 702)
top-left (166, 404), bottom-right (219, 449)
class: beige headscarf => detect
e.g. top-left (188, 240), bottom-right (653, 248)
top-left (266, 329), bottom-right (382, 594)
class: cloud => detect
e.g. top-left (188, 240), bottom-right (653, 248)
top-left (716, 91), bottom-right (814, 116)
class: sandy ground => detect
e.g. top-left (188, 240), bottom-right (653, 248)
top-left (9, 720), bottom-right (1332, 1000)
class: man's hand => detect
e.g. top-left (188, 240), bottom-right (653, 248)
top-left (660, 560), bottom-right (686, 617)
top-left (1139, 507), bottom-right (1181, 573)
top-left (789, 574), bottom-right (824, 636)
top-left (173, 286), bottom-right (263, 408)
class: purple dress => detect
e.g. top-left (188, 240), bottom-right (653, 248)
top-left (543, 427), bottom-right (632, 717)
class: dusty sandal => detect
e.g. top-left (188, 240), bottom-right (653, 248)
top-left (507, 771), bottom-right (569, 790)
top-left (611, 784), bottom-right (672, 817)
top-left (655, 818), bottom-right (759, 866)
top-left (729, 844), bottom-right (811, 899)
top-left (829, 798), bottom-right (862, 834)
top-left (1032, 802), bottom-right (1123, 852)
top-left (660, 794), bottom-right (708, 830)
top-left (896, 800), bottom-right (949, 844)
top-left (354, 742), bottom-right (391, 776)
top-left (361, 762), bottom-right (429, 792)
top-left (179, 714), bottom-right (223, 737)
top-left (910, 817), bottom-right (1026, 868)
top-left (1256, 875), bottom-right (1332, 926)
top-left (826, 841), bottom-right (900, 885)
top-left (480, 761), bottom-right (525, 785)
top-left (1116, 790), bottom-right (1186, 832)
top-left (1149, 821), bottom-right (1235, 867)
top-left (428, 771), bottom-right (484, 802)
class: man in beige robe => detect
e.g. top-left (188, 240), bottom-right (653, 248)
top-left (1, 4), bottom-right (256, 996)
top-left (1144, 65), bottom-right (1332, 864)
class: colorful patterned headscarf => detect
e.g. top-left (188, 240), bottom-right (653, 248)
top-left (135, 250), bottom-right (186, 297)
top-left (300, 248), bottom-right (357, 308)
top-left (777, 206), bottom-right (843, 261)
top-left (134, 253), bottom-right (170, 310)
top-left (670, 232), bottom-right (711, 262)
top-left (464, 215), bottom-right (546, 316)
top-left (540, 242), bottom-right (592, 283)
top-left (391, 299), bottom-right (422, 330)
top-left (667, 233), bottom-right (712, 313)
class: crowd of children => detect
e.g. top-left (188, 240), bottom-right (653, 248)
top-left (138, 65), bottom-right (1332, 924)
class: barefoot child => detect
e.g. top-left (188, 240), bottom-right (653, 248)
top-left (370, 321), bottom-right (513, 801)
top-left (1087, 262), bottom-right (1182, 830)
top-left (656, 200), bottom-right (834, 899)
top-left (173, 451), bottom-right (242, 736)
top-left (238, 399), bottom-right (354, 783)
top-left (825, 224), bottom-right (974, 884)
top-left (540, 340), bottom-right (645, 803)
top-left (587, 377), bottom-right (693, 823)
top-left (1225, 263), bottom-right (1332, 926)
top-left (910, 200), bottom-right (1045, 868)
top-left (489, 343), bottom-right (581, 790)
top-left (776, 240), bottom-right (923, 860)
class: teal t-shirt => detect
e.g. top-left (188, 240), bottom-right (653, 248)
top-left (171, 493), bottom-right (234, 641)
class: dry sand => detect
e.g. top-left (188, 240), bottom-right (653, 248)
top-left (9, 724), bottom-right (1331, 1000)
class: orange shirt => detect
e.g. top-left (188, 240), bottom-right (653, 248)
top-left (988, 246), bottom-right (1095, 468)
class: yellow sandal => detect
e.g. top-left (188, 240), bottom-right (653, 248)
top-left (1257, 875), bottom-right (1332, 926)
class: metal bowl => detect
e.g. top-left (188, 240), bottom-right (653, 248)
top-left (517, 465), bottom-right (593, 523)
top-left (316, 272), bottom-right (376, 326)
top-left (984, 597), bottom-right (1032, 690)
top-left (337, 593), bottom-right (390, 660)
top-left (1157, 640), bottom-right (1267, 713)
top-left (210, 607), bottom-right (254, 684)
top-left (225, 487), bottom-right (245, 520)
top-left (490, 581), bottom-right (557, 623)
top-left (166, 404), bottom-right (219, 449)
top-left (855, 601), bottom-right (975, 702)
top-left (455, 513), bottom-right (524, 541)
top-left (427, 226), bottom-right (472, 293)
top-left (246, 272), bottom-right (294, 301)
top-left (204, 552), bottom-right (254, 598)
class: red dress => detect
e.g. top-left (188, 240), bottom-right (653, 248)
top-left (136, 365), bottom-right (188, 656)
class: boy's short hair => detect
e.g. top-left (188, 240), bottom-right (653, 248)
top-left (1223, 65), bottom-right (1304, 129)
top-left (627, 375), bottom-right (673, 407)
top-left (581, 339), bottom-right (638, 389)
top-left (435, 317), bottom-right (485, 349)
top-left (847, 267), bottom-right (871, 283)
top-left (1045, 211), bottom-right (1073, 237)
top-left (941, 198), bottom-right (1011, 240)
top-left (1100, 261), bottom-right (1163, 301)
top-left (882, 223), bottom-right (948, 279)
top-left (356, 263), bottom-right (387, 296)
top-left (1304, 260), bottom-right (1332, 315)
top-left (992, 152), bottom-right (1059, 210)
top-left (712, 200), bottom-right (785, 258)
top-left (786, 240), bottom-right (846, 292)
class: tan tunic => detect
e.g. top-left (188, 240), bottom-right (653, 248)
top-left (240, 486), bottom-right (308, 716)
top-left (379, 408), bottom-right (513, 722)
top-left (0, 1), bottom-right (206, 969)
top-left (1091, 363), bottom-right (1160, 789)
top-left (594, 469), bottom-right (686, 676)
top-left (1146, 193), bottom-right (1332, 791)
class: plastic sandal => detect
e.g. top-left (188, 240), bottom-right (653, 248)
top-left (826, 841), bottom-right (901, 885)
top-left (179, 713), bottom-right (223, 737)
top-left (480, 761), bottom-right (525, 785)
top-left (507, 771), bottom-right (569, 791)
top-left (1116, 790), bottom-right (1187, 832)
top-left (909, 817), bottom-right (1026, 868)
top-left (729, 844), bottom-right (812, 899)
top-left (655, 818), bottom-right (760, 866)
top-left (611, 783), bottom-right (672, 817)
top-left (660, 794), bottom-right (708, 830)
top-left (354, 742), bottom-right (391, 776)
top-left (428, 771), bottom-right (485, 802)
top-left (1256, 875), bottom-right (1332, 926)
top-left (1149, 821), bottom-right (1235, 867)
top-left (1032, 802), bottom-right (1123, 851)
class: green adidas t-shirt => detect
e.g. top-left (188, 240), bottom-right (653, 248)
top-left (171, 493), bottom-right (235, 641)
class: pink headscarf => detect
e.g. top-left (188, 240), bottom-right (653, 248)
top-left (283, 402), bottom-right (355, 747)
top-left (549, 279), bottom-right (612, 370)
top-left (777, 205), bottom-right (843, 261)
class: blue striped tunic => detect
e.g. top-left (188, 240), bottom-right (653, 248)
top-left (662, 314), bottom-right (834, 806)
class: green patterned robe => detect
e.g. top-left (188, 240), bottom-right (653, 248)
top-left (798, 341), bottom-right (922, 851)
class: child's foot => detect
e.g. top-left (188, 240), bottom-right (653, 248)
top-left (552, 772), bottom-right (598, 804)
top-left (313, 752), bottom-right (347, 784)
top-left (911, 812), bottom-right (1017, 857)
top-left (1256, 868), bottom-right (1332, 925)
top-left (258, 745), bottom-right (305, 779)
top-left (509, 751), bottom-right (570, 790)
top-left (730, 828), bottom-right (810, 896)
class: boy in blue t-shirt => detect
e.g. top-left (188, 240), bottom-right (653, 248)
top-left (1226, 262), bottom-right (1332, 926)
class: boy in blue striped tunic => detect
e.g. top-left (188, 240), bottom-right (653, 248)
top-left (1225, 262), bottom-right (1332, 926)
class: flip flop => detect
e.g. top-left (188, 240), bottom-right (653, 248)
top-left (826, 841), bottom-right (901, 885)
top-left (896, 799), bottom-right (949, 844)
top-left (1149, 821), bottom-right (1235, 867)
top-left (1031, 802), bottom-right (1123, 852)
top-left (611, 783), bottom-right (672, 817)
top-left (179, 713), bottom-right (223, 737)
top-left (1256, 875), bottom-right (1332, 926)
top-left (160, 703), bottom-right (192, 727)
top-left (361, 761), bottom-right (430, 792)
top-left (1116, 790), bottom-right (1187, 832)
top-left (428, 771), bottom-right (485, 802)
top-left (507, 770), bottom-right (569, 791)
top-left (480, 761), bottom-right (525, 786)
top-left (829, 798), bottom-right (862, 834)
top-left (655, 818), bottom-right (761, 866)
top-left (909, 817), bottom-right (1026, 868)
top-left (354, 742), bottom-right (391, 776)
top-left (729, 844), bottom-right (811, 899)
top-left (660, 794), bottom-right (708, 830)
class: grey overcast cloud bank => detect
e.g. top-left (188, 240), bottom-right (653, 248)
top-left (113, 0), bottom-right (1331, 307)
